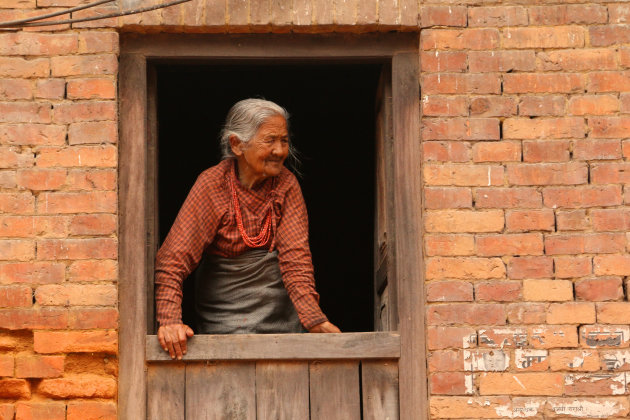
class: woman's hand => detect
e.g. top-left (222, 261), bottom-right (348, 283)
top-left (308, 321), bottom-right (341, 333)
top-left (157, 323), bottom-right (194, 360)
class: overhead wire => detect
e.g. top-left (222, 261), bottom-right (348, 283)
top-left (0, 0), bottom-right (115, 27)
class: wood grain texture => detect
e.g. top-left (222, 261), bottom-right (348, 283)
top-left (186, 362), bottom-right (256, 420)
top-left (309, 361), bottom-right (360, 420)
top-left (147, 332), bottom-right (400, 361)
top-left (118, 52), bottom-right (148, 420)
top-left (362, 360), bottom-right (400, 420)
top-left (147, 363), bottom-right (185, 420)
top-left (311, 0), bottom-right (333, 24)
top-left (146, 64), bottom-right (158, 335)
top-left (392, 52), bottom-right (426, 420)
top-left (256, 361), bottom-right (309, 420)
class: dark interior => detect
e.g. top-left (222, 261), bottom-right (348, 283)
top-left (155, 62), bottom-right (381, 332)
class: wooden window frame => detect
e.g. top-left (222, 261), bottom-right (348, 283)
top-left (119, 33), bottom-right (425, 420)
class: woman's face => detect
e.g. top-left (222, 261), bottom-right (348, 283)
top-left (232, 115), bottom-right (290, 183)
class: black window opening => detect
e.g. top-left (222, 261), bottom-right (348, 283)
top-left (155, 62), bottom-right (382, 332)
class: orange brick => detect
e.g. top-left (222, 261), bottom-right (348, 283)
top-left (424, 165), bottom-right (504, 186)
top-left (508, 256), bottom-right (553, 279)
top-left (547, 397), bottom-right (629, 417)
top-left (575, 277), bottom-right (623, 302)
top-left (35, 79), bottom-right (65, 100)
top-left (430, 372), bottom-right (469, 395)
top-left (0, 192), bottom-right (34, 214)
top-left (547, 302), bottom-right (596, 324)
top-left (549, 350), bottom-right (600, 371)
top-left (0, 102), bottom-right (51, 124)
top-left (600, 349), bottom-right (630, 370)
top-left (16, 169), bottom-right (66, 191)
top-left (34, 331), bottom-right (117, 354)
top-left (420, 51), bottom-right (467, 73)
top-left (530, 325), bottom-right (579, 349)
top-left (36, 146), bottom-right (117, 168)
top-left (425, 235), bottom-right (474, 256)
top-left (68, 307), bottom-right (118, 329)
top-left (426, 257), bottom-right (506, 280)
top-left (468, 50), bottom-right (535, 72)
top-left (480, 372), bottom-right (563, 395)
top-left (565, 372), bottom-right (626, 395)
top-left (477, 327), bottom-right (528, 348)
top-left (529, 4), bottom-right (607, 25)
top-left (0, 124), bottom-right (65, 146)
top-left (507, 303), bottom-right (547, 324)
top-left (597, 302), bottom-right (630, 324)
top-left (36, 238), bottom-right (117, 260)
top-left (472, 142), bottom-right (521, 162)
top-left (430, 396), bottom-right (511, 419)
top-left (569, 95), bottom-right (619, 116)
top-left (428, 303), bottom-right (506, 325)
top-left (50, 55), bottom-right (117, 77)
top-left (0, 355), bottom-right (13, 377)
top-left (37, 191), bottom-right (116, 214)
top-left (574, 139), bottom-right (622, 160)
top-left (423, 118), bottom-right (500, 141)
top-left (427, 281), bottom-right (473, 302)
top-left (545, 233), bottom-right (625, 255)
top-left (580, 325), bottom-right (630, 348)
top-left (35, 284), bottom-right (116, 306)
top-left (508, 163), bottom-right (587, 186)
top-left (523, 280), bottom-right (573, 301)
top-left (513, 349), bottom-right (549, 371)
top-left (591, 163), bottom-right (630, 184)
top-left (468, 6), bottom-right (527, 27)
top-left (15, 356), bottom-right (64, 378)
top-left (67, 78), bottom-right (116, 100)
top-left (554, 256), bottom-right (592, 278)
top-left (423, 141), bottom-right (470, 162)
top-left (503, 117), bottom-right (584, 140)
top-left (78, 32), bottom-right (119, 54)
top-left (0, 79), bottom-right (32, 100)
top-left (556, 210), bottom-right (589, 231)
top-left (428, 350), bottom-right (463, 372)
top-left (591, 209), bottom-right (630, 231)
top-left (421, 74), bottom-right (501, 95)
top-left (475, 188), bottom-right (542, 208)
top-left (588, 72), bottom-right (630, 93)
top-left (0, 57), bottom-right (49, 78)
top-left (52, 101), bottom-right (116, 124)
top-left (424, 187), bottom-right (472, 209)
top-left (425, 210), bottom-right (504, 233)
top-left (0, 33), bottom-right (77, 55)
top-left (539, 49), bottom-right (616, 72)
top-left (0, 262), bottom-right (64, 284)
top-left (38, 375), bottom-right (116, 398)
top-left (0, 308), bottom-right (66, 330)
top-left (421, 28), bottom-right (500, 50)
top-left (420, 5), bottom-right (467, 27)
top-left (589, 117), bottom-right (630, 139)
top-left (15, 402), bottom-right (65, 420)
top-left (428, 326), bottom-right (477, 350)
top-left (475, 281), bottom-right (521, 302)
top-left (68, 214), bottom-right (116, 236)
top-left (0, 379), bottom-right (30, 399)
top-left (0, 147), bottom-right (33, 169)
top-left (477, 233), bottom-right (543, 256)
top-left (0, 240), bottom-right (34, 261)
top-left (504, 73), bottom-right (584, 94)
top-left (522, 140), bottom-right (570, 162)
top-left (67, 401), bottom-right (116, 420)
top-left (503, 26), bottom-right (584, 49)
top-left (519, 96), bottom-right (566, 117)
top-left (68, 260), bottom-right (117, 282)
top-left (506, 210), bottom-right (555, 232)
top-left (0, 285), bottom-right (31, 308)
top-left (66, 169), bottom-right (116, 191)
top-left (422, 96), bottom-right (468, 117)
top-left (470, 96), bottom-right (517, 117)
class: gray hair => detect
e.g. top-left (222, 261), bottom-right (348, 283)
top-left (220, 98), bottom-right (291, 159)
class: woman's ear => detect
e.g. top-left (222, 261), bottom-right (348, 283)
top-left (229, 135), bottom-right (243, 156)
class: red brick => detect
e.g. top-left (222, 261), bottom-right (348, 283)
top-left (425, 235), bottom-right (474, 256)
top-left (591, 209), bottom-right (629, 231)
top-left (68, 214), bottom-right (116, 236)
top-left (0, 308), bottom-right (66, 330)
top-left (36, 146), bottom-right (117, 168)
top-left (68, 260), bottom-right (117, 282)
top-left (469, 50), bottom-right (535, 73)
top-left (506, 210), bottom-right (555, 232)
top-left (507, 303), bottom-right (547, 324)
top-left (67, 401), bottom-right (116, 420)
top-left (468, 6), bottom-right (527, 27)
top-left (427, 281), bottom-right (473, 302)
top-left (430, 396), bottom-right (519, 418)
top-left (428, 303), bottom-right (506, 326)
top-left (67, 78), bottom-right (116, 100)
top-left (549, 397), bottom-right (630, 417)
top-left (574, 140), bottom-right (622, 161)
top-left (0, 33), bottom-right (77, 55)
top-left (50, 55), bottom-right (117, 77)
top-left (477, 233), bottom-right (543, 257)
top-left (428, 326), bottom-right (477, 350)
top-left (0, 240), bottom-right (34, 261)
top-left (475, 281), bottom-right (521, 302)
top-left (0, 147), bottom-right (33, 169)
top-left (0, 379), bottom-right (30, 399)
top-left (422, 96), bottom-right (468, 117)
top-left (425, 165), bottom-right (504, 187)
top-left (569, 95), bottom-right (619, 116)
top-left (425, 188), bottom-right (472, 210)
top-left (0, 102), bottom-right (51, 124)
top-left (38, 375), bottom-right (116, 398)
top-left (534, 5), bottom-right (606, 25)
top-left (475, 188), bottom-right (541, 209)
top-left (622, 49), bottom-right (630, 69)
top-left (580, 325), bottom-right (630, 348)
top-left (68, 307), bottom-right (118, 329)
top-left (543, 186), bottom-right (622, 208)
top-left (420, 51), bottom-right (467, 73)
top-left (78, 32), bottom-right (119, 54)
top-left (480, 372), bottom-right (563, 395)
top-left (66, 169), bottom-right (116, 191)
top-left (34, 331), bottom-right (117, 354)
top-left (610, 4), bottom-right (630, 23)
top-left (52, 101), bottom-right (116, 124)
top-left (421, 74), bottom-right (501, 95)
top-left (15, 356), bottom-right (64, 378)
top-left (530, 325), bottom-right (579, 348)
top-left (556, 210), bottom-right (589, 231)
top-left (430, 372), bottom-right (468, 395)
top-left (428, 350), bottom-right (462, 372)
top-left (0, 262), bottom-right (64, 284)
top-left (37, 191), bottom-right (116, 214)
top-left (420, 6), bottom-right (467, 27)
top-left (15, 402), bottom-right (65, 420)
top-left (591, 163), bottom-right (630, 184)
top-left (16, 169), bottom-right (66, 191)
top-left (0, 192), bottom-right (34, 214)
top-left (624, 139), bottom-right (630, 157)
top-left (519, 95), bottom-right (566, 117)
top-left (589, 117), bottom-right (630, 139)
top-left (0, 172), bottom-right (16, 189)
top-left (0, 285), bottom-right (31, 308)
top-left (0, 57), bottom-right (49, 78)
top-left (0, 79), bottom-right (32, 100)
top-left (565, 372), bottom-right (626, 395)
top-left (424, 118), bottom-right (500, 141)
top-left (548, 302), bottom-right (596, 325)
top-left (504, 73), bottom-right (584, 94)
top-left (588, 72), bottom-right (630, 93)
top-left (472, 142), bottom-right (520, 162)
top-left (549, 350), bottom-right (600, 372)
top-left (545, 233), bottom-right (626, 255)
top-left (539, 49), bottom-right (616, 72)
top-left (35, 284), bottom-right (116, 306)
top-left (594, 255), bottom-right (630, 276)
top-left (37, 238), bottom-right (117, 260)
top-left (507, 163), bottom-right (587, 186)
top-left (504, 26), bottom-right (584, 49)
top-left (421, 28), bottom-right (500, 50)
top-left (555, 256), bottom-right (592, 279)
top-left (35, 79), bottom-right (65, 100)
top-left (425, 210), bottom-right (504, 233)
top-left (523, 141), bottom-right (570, 162)
top-left (423, 142), bottom-right (470, 163)
top-left (67, 120), bottom-right (117, 144)
top-left (503, 117), bottom-right (584, 140)
top-left (575, 277), bottom-right (623, 301)
top-left (597, 302), bottom-right (630, 324)
top-left (0, 124), bottom-right (63, 146)
top-left (426, 257), bottom-right (506, 280)
top-left (508, 256), bottom-right (553, 279)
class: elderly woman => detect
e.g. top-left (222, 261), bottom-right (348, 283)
top-left (155, 99), bottom-right (340, 359)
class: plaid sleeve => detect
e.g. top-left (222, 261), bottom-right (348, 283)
top-left (275, 175), bottom-right (328, 330)
top-left (155, 173), bottom-right (218, 326)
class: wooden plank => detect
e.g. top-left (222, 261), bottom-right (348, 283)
top-left (118, 52), bottom-right (148, 420)
top-left (147, 363), bottom-right (185, 420)
top-left (256, 362), bottom-right (309, 420)
top-left (147, 332), bottom-right (400, 361)
top-left (392, 53), bottom-right (426, 420)
top-left (186, 362), bottom-right (256, 420)
top-left (146, 63), bottom-right (159, 335)
top-left (120, 33), bottom-right (418, 58)
top-left (310, 361), bottom-right (360, 420)
top-left (362, 360), bottom-right (399, 420)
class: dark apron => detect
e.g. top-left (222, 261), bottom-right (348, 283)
top-left (194, 249), bottom-right (304, 334)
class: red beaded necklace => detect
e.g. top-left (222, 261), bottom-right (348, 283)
top-left (229, 175), bottom-right (274, 248)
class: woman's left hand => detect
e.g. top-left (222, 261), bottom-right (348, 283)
top-left (308, 321), bottom-right (341, 333)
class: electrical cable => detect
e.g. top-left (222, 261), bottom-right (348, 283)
top-left (0, 0), bottom-right (192, 28)
top-left (0, 0), bottom-right (115, 27)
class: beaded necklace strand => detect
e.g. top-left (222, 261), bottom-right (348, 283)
top-left (229, 176), bottom-right (273, 248)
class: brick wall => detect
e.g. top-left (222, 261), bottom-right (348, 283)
top-left (0, 0), bottom-right (629, 419)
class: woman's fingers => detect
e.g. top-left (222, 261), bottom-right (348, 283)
top-left (308, 321), bottom-right (341, 333)
top-left (158, 324), bottom-right (193, 360)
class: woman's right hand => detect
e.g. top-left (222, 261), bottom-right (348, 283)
top-left (157, 323), bottom-right (194, 360)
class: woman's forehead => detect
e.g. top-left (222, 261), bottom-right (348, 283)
top-left (258, 115), bottom-right (288, 134)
